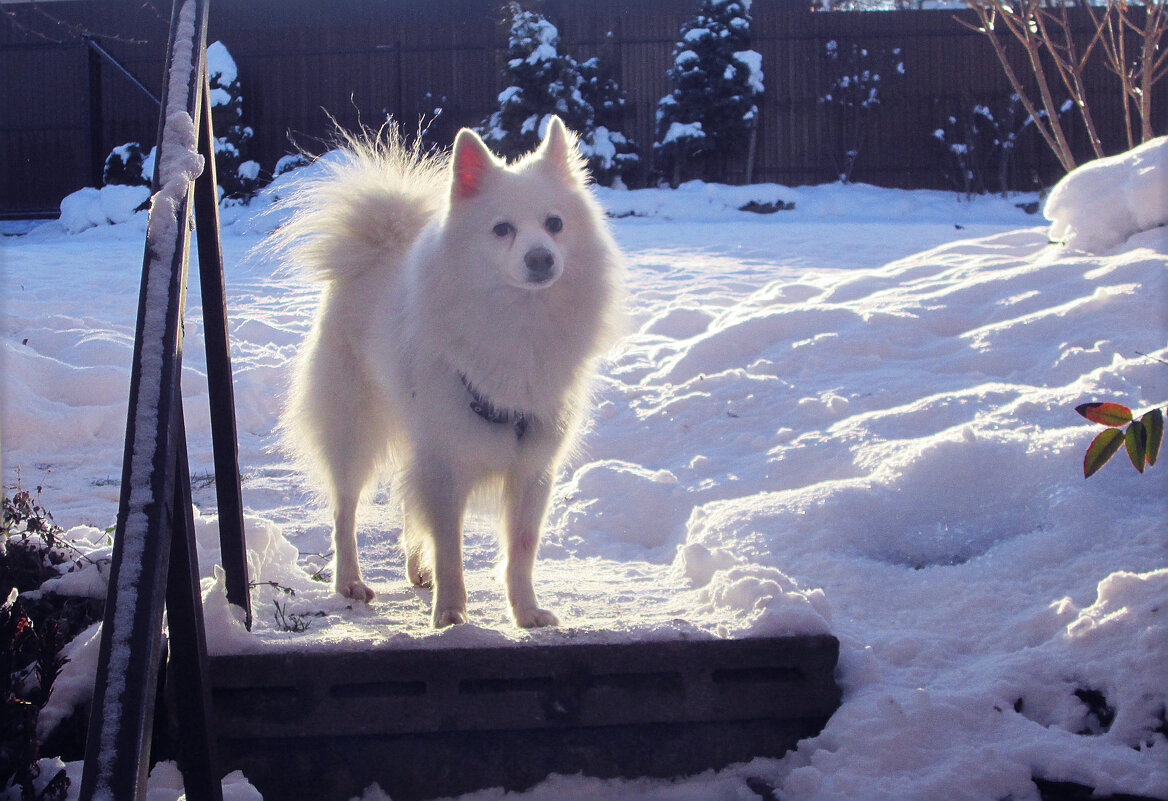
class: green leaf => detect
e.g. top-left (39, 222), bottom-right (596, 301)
top-left (1084, 427), bottom-right (1124, 478)
top-left (1141, 408), bottom-right (1163, 467)
top-left (1076, 402), bottom-right (1133, 427)
top-left (1125, 421), bottom-right (1147, 473)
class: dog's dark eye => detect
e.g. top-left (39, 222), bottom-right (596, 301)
top-left (493, 222), bottom-right (514, 238)
top-left (545, 215), bottom-right (563, 234)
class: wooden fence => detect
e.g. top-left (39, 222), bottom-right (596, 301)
top-left (2, 0), bottom-right (1161, 215)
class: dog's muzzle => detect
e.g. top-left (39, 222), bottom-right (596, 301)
top-left (524, 247), bottom-right (556, 285)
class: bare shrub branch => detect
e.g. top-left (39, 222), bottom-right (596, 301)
top-left (962, 0), bottom-right (1166, 174)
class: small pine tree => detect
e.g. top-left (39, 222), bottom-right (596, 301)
top-left (480, 4), bottom-right (593, 162)
top-left (206, 40), bottom-right (260, 202)
top-left (654, 0), bottom-right (763, 185)
top-left (578, 42), bottom-right (640, 186)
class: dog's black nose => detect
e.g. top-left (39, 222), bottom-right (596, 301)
top-left (524, 247), bottom-right (555, 280)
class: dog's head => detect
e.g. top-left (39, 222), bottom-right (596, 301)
top-left (446, 117), bottom-right (591, 291)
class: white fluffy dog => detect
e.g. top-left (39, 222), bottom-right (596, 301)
top-left (274, 118), bottom-right (623, 627)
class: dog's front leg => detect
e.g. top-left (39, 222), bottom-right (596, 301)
top-left (503, 469), bottom-right (559, 628)
top-left (412, 458), bottom-right (470, 627)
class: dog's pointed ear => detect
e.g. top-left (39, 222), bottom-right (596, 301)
top-left (537, 116), bottom-right (587, 184)
top-left (451, 128), bottom-right (499, 200)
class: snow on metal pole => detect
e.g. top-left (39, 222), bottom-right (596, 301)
top-left (78, 1), bottom-right (210, 799)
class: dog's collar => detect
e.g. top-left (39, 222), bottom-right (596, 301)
top-left (459, 372), bottom-right (528, 439)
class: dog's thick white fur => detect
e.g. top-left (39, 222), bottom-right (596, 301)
top-left (273, 118), bottom-right (623, 628)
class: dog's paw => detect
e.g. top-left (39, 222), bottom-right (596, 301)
top-left (513, 607), bottom-right (559, 629)
top-left (338, 580), bottom-right (376, 604)
top-left (432, 607), bottom-right (468, 628)
top-left (407, 555), bottom-right (433, 589)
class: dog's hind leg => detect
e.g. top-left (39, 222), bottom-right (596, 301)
top-left (409, 457), bottom-right (470, 627)
top-left (402, 507), bottom-right (432, 588)
top-left (331, 491), bottom-right (374, 603)
top-left (297, 345), bottom-right (384, 604)
top-left (321, 422), bottom-right (381, 603)
top-left (502, 468), bottom-right (559, 628)
top-left (326, 416), bottom-right (382, 603)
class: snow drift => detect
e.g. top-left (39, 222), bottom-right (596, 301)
top-left (2, 153), bottom-right (1165, 800)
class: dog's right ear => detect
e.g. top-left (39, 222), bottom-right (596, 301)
top-left (451, 128), bottom-right (499, 201)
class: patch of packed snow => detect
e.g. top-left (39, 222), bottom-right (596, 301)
top-left (2, 154), bottom-right (1166, 800)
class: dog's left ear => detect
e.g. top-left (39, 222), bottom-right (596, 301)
top-left (451, 128), bottom-right (500, 201)
top-left (537, 116), bottom-right (587, 184)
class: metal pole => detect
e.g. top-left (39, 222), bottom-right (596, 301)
top-left (79, 1), bottom-right (210, 798)
top-left (194, 63), bottom-right (253, 630)
top-left (164, 405), bottom-right (224, 801)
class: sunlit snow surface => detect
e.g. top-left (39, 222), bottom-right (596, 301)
top-left (2, 175), bottom-right (1166, 800)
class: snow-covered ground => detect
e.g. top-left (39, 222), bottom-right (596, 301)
top-left (2, 155), bottom-right (1166, 801)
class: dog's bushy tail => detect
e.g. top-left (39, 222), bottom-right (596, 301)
top-left (264, 123), bottom-right (448, 282)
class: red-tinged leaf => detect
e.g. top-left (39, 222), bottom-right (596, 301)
top-left (1083, 427), bottom-right (1124, 478)
top-left (1076, 402), bottom-right (1133, 427)
top-left (1142, 408), bottom-right (1163, 467)
top-left (1125, 421), bottom-right (1147, 473)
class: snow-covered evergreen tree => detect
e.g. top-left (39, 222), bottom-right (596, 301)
top-left (579, 48), bottom-right (640, 186)
top-left (654, 0), bottom-right (763, 184)
top-left (207, 40), bottom-right (260, 202)
top-left (480, 5), bottom-right (637, 186)
top-left (480, 4), bottom-right (592, 162)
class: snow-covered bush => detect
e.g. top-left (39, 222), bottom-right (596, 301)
top-left (415, 91), bottom-right (454, 155)
top-left (102, 142), bottom-right (152, 188)
top-left (273, 153), bottom-right (310, 178)
top-left (1, 485), bottom-right (104, 799)
top-left (479, 4), bottom-right (592, 161)
top-left (653, 0), bottom-right (763, 185)
top-left (207, 40), bottom-right (260, 202)
top-left (57, 184), bottom-right (151, 234)
top-left (818, 39), bottom-right (904, 183)
top-left (931, 94), bottom-right (1036, 199)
